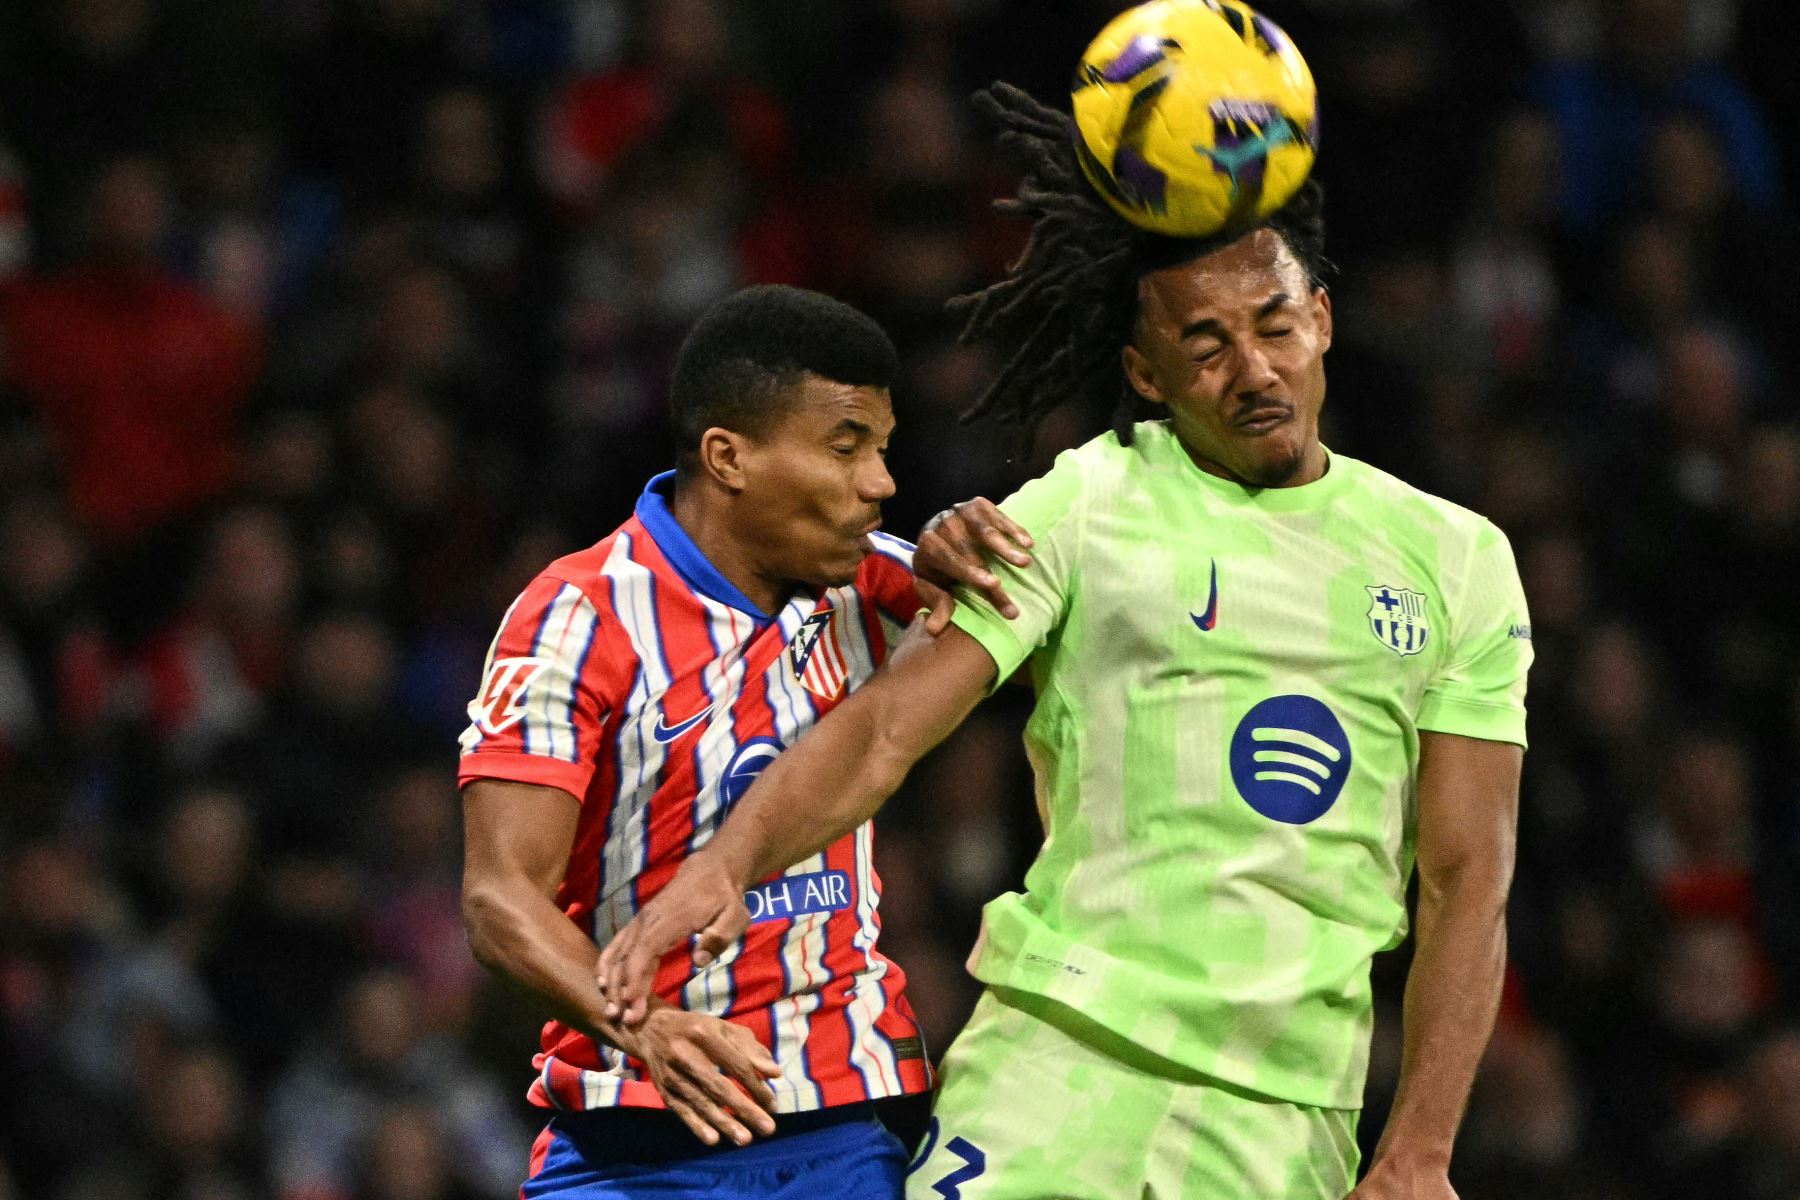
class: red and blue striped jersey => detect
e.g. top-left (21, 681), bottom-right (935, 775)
top-left (458, 472), bottom-right (931, 1113)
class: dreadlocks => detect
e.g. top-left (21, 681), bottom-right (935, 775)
top-left (949, 82), bottom-right (1330, 445)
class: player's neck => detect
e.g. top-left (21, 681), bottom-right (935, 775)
top-left (669, 483), bottom-right (790, 616)
top-left (1180, 434), bottom-right (1328, 489)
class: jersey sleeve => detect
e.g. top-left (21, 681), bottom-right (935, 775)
top-left (947, 449), bottom-right (1084, 690)
top-left (457, 573), bottom-right (613, 800)
top-left (1416, 520), bottom-right (1532, 747)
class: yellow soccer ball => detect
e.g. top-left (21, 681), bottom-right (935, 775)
top-left (1071, 0), bottom-right (1318, 238)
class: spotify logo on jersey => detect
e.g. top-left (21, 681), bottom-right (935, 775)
top-left (1229, 695), bottom-right (1352, 824)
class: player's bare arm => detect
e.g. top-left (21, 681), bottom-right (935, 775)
top-left (460, 778), bottom-right (780, 1146)
top-left (1349, 732), bottom-right (1522, 1200)
top-left (597, 624), bottom-right (999, 1024)
top-left (912, 497), bottom-right (1034, 634)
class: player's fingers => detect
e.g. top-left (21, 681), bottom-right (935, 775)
top-left (931, 522), bottom-right (1001, 590)
top-left (611, 935), bottom-right (664, 1024)
top-left (671, 1047), bottom-right (756, 1145)
top-left (597, 930), bottom-right (635, 1018)
top-left (694, 1055), bottom-right (776, 1135)
top-left (659, 1083), bottom-right (722, 1147)
top-left (985, 501), bottom-right (1033, 549)
top-left (926, 590), bottom-right (955, 635)
top-left (979, 523), bottom-right (1034, 568)
top-left (694, 903), bottom-right (749, 965)
top-left (716, 1026), bottom-right (782, 1102)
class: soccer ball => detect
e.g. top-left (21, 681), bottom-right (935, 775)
top-left (1071, 0), bottom-right (1318, 239)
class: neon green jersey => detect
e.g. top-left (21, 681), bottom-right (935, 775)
top-left (949, 421), bottom-right (1532, 1109)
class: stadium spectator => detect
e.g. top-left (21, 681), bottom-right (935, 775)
top-left (267, 970), bottom-right (526, 1200)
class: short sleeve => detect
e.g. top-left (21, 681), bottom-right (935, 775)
top-left (457, 574), bottom-right (612, 800)
top-left (948, 449), bottom-right (1084, 689)
top-left (1416, 521), bottom-right (1533, 747)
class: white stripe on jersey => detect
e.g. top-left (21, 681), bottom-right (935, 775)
top-left (681, 598), bottom-right (754, 1021)
top-left (759, 599), bottom-right (829, 1110)
top-left (867, 530), bottom-right (915, 568)
top-left (819, 586), bottom-right (902, 1094)
top-left (526, 584), bottom-right (599, 763)
top-left (594, 533), bottom-right (673, 945)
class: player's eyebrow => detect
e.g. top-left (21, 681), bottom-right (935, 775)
top-left (1179, 293), bottom-right (1293, 342)
top-left (828, 418), bottom-right (877, 440)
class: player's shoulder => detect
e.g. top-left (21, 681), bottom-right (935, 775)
top-left (525, 526), bottom-right (636, 609)
top-left (1332, 456), bottom-right (1512, 575)
top-left (1336, 454), bottom-right (1504, 546)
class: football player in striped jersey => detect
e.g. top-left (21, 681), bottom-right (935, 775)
top-left (459, 285), bottom-right (1020, 1200)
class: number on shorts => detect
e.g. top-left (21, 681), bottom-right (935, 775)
top-left (908, 1117), bottom-right (988, 1199)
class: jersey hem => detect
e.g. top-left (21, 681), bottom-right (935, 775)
top-left (458, 751), bottom-right (593, 801)
top-left (1414, 695), bottom-right (1528, 748)
top-left (948, 601), bottom-right (1029, 694)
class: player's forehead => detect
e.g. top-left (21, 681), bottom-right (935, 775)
top-left (1139, 228), bottom-right (1307, 328)
top-left (773, 374), bottom-right (895, 440)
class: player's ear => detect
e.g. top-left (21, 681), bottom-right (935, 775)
top-left (1123, 343), bottom-right (1166, 406)
top-left (1312, 286), bottom-right (1332, 353)
top-left (697, 427), bottom-right (752, 493)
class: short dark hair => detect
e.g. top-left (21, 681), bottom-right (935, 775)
top-left (670, 285), bottom-right (898, 473)
top-left (949, 83), bottom-right (1331, 445)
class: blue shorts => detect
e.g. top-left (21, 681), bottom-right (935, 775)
top-left (521, 1102), bottom-right (909, 1199)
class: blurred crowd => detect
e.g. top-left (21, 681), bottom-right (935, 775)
top-left (0, 0), bottom-right (1796, 1197)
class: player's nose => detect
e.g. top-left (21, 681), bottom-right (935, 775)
top-left (1236, 342), bottom-right (1281, 393)
top-left (858, 456), bottom-right (896, 503)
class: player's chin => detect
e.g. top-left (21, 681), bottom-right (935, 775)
top-left (811, 542), bottom-right (868, 589)
top-left (1238, 431), bottom-right (1306, 487)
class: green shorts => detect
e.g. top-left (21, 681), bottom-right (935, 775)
top-left (907, 988), bottom-right (1360, 1200)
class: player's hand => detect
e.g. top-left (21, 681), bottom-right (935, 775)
top-left (1343, 1161), bottom-right (1458, 1200)
top-left (618, 1006), bottom-right (780, 1147)
top-left (913, 497), bottom-right (1033, 634)
top-left (597, 850), bottom-right (751, 1027)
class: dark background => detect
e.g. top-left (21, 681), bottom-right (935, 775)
top-left (2, 1), bottom-right (1797, 1197)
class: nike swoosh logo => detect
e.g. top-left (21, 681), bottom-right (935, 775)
top-left (1191, 560), bottom-right (1219, 631)
top-left (652, 707), bottom-right (712, 744)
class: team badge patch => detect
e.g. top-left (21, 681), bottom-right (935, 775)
top-left (787, 609), bottom-right (848, 701)
top-left (1365, 586), bottom-right (1431, 657)
top-left (467, 655), bottom-right (551, 735)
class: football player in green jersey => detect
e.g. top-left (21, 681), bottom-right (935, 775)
top-left (598, 84), bottom-right (1531, 1200)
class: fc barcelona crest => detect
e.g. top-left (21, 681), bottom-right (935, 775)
top-left (1365, 585), bottom-right (1431, 657)
top-left (787, 609), bottom-right (848, 700)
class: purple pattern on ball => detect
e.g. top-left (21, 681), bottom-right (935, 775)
top-left (1252, 13), bottom-right (1290, 54)
top-left (1101, 35), bottom-right (1169, 84)
top-left (1113, 146), bottom-right (1168, 211)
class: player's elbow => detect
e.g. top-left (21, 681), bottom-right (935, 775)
top-left (1418, 848), bottom-right (1514, 916)
top-left (460, 882), bottom-right (513, 973)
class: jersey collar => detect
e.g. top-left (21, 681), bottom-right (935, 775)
top-left (1160, 426), bottom-right (1353, 512)
top-left (634, 471), bottom-right (774, 623)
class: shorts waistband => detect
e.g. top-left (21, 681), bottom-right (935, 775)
top-left (549, 1101), bottom-right (881, 1167)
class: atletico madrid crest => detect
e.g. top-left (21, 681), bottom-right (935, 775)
top-left (787, 609), bottom-right (848, 700)
top-left (1365, 585), bottom-right (1432, 657)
